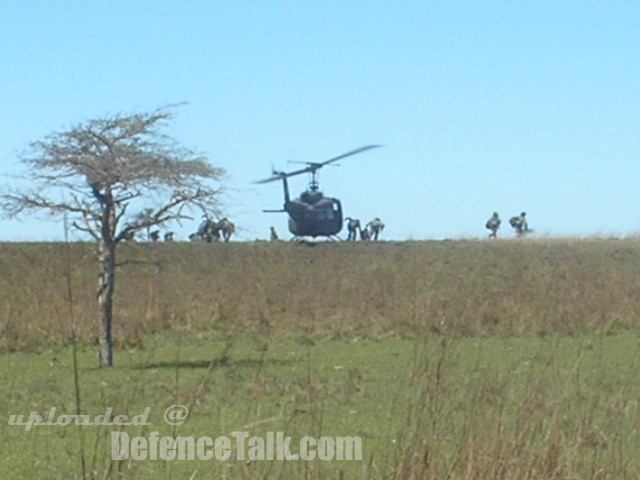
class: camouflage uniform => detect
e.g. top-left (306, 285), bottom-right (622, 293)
top-left (509, 212), bottom-right (528, 235)
top-left (366, 218), bottom-right (385, 241)
top-left (218, 218), bottom-right (235, 242)
top-left (485, 212), bottom-right (501, 238)
top-left (345, 218), bottom-right (361, 241)
top-left (197, 218), bottom-right (220, 243)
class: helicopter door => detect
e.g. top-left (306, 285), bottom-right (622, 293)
top-left (325, 200), bottom-right (342, 234)
top-left (334, 202), bottom-right (342, 222)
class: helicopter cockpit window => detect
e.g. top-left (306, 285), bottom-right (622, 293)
top-left (317, 205), bottom-right (334, 220)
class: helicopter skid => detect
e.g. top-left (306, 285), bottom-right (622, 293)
top-left (290, 235), bottom-right (341, 243)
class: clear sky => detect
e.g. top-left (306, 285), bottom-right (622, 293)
top-left (1, 1), bottom-right (639, 241)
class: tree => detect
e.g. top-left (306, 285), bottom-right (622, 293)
top-left (2, 106), bottom-right (225, 366)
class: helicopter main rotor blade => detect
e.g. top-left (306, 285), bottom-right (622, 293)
top-left (317, 144), bottom-right (382, 168)
top-left (254, 145), bottom-right (382, 183)
top-left (254, 171), bottom-right (287, 184)
top-left (284, 145), bottom-right (383, 175)
top-left (254, 164), bottom-right (317, 183)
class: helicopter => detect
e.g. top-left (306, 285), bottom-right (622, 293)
top-left (255, 145), bottom-right (382, 239)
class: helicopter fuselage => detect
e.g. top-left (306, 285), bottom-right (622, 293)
top-left (285, 190), bottom-right (343, 237)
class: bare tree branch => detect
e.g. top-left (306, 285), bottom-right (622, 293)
top-left (0, 105), bottom-right (227, 367)
top-left (72, 220), bottom-right (99, 240)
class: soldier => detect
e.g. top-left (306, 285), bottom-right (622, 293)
top-left (123, 230), bottom-right (136, 242)
top-left (366, 217), bottom-right (385, 241)
top-left (345, 217), bottom-right (361, 241)
top-left (485, 212), bottom-right (501, 238)
top-left (270, 226), bottom-right (279, 241)
top-left (197, 217), bottom-right (219, 243)
top-left (509, 212), bottom-right (529, 235)
top-left (149, 230), bottom-right (160, 242)
top-left (218, 218), bottom-right (235, 242)
top-left (164, 231), bottom-right (174, 242)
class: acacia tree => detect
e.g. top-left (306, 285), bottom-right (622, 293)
top-left (2, 106), bottom-right (225, 366)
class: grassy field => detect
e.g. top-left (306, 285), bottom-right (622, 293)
top-left (1, 239), bottom-right (640, 478)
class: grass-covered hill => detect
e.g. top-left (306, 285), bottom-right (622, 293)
top-left (2, 238), bottom-right (639, 353)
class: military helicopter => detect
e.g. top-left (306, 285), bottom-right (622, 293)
top-left (255, 145), bottom-right (381, 239)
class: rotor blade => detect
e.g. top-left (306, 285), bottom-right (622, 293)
top-left (288, 160), bottom-right (340, 168)
top-left (254, 145), bottom-right (382, 184)
top-left (288, 145), bottom-right (382, 170)
top-left (279, 145), bottom-right (382, 176)
top-left (254, 173), bottom-right (285, 184)
top-left (278, 165), bottom-right (317, 177)
top-left (255, 164), bottom-right (318, 182)
top-left (254, 167), bottom-right (310, 183)
top-left (318, 144), bottom-right (383, 168)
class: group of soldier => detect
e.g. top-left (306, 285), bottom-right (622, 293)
top-left (344, 217), bottom-right (386, 242)
top-left (124, 217), bottom-right (236, 243)
top-left (485, 212), bottom-right (530, 238)
top-left (148, 230), bottom-right (175, 242)
top-left (122, 229), bottom-right (175, 243)
top-left (189, 217), bottom-right (235, 243)
top-left (130, 212), bottom-right (532, 242)
top-left (266, 217), bottom-right (386, 242)
top-left (126, 215), bottom-right (388, 243)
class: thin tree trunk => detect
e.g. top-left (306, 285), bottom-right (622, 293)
top-left (97, 240), bottom-right (116, 367)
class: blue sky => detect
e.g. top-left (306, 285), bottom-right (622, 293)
top-left (1, 1), bottom-right (639, 241)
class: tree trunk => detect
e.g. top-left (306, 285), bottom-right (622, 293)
top-left (97, 240), bottom-right (116, 367)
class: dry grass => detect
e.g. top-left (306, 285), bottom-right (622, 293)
top-left (1, 238), bottom-right (640, 352)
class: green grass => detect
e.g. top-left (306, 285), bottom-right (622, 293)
top-left (3, 331), bottom-right (640, 478)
